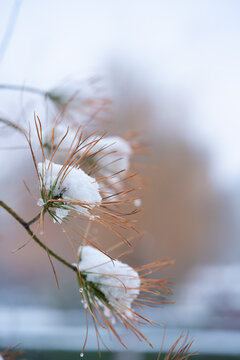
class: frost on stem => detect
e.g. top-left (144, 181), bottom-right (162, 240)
top-left (78, 245), bottom-right (140, 321)
top-left (38, 160), bottom-right (101, 223)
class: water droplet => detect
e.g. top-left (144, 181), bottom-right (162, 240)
top-left (80, 352), bottom-right (84, 357)
top-left (40, 231), bottom-right (44, 235)
top-left (79, 288), bottom-right (83, 293)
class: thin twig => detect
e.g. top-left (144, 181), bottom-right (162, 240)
top-left (0, 117), bottom-right (25, 134)
top-left (27, 212), bottom-right (41, 226)
top-left (0, 200), bottom-right (76, 272)
top-left (83, 220), bottom-right (91, 246)
top-left (0, 83), bottom-right (47, 96)
top-left (0, 0), bottom-right (24, 63)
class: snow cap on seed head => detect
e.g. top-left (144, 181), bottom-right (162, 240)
top-left (78, 245), bottom-right (140, 319)
top-left (37, 160), bottom-right (102, 223)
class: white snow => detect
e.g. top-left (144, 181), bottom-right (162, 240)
top-left (42, 125), bottom-right (132, 176)
top-left (134, 199), bottom-right (142, 207)
top-left (78, 245), bottom-right (140, 319)
top-left (85, 136), bottom-right (132, 175)
top-left (37, 160), bottom-right (102, 222)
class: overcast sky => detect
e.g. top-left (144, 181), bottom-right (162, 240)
top-left (1, 0), bottom-right (240, 187)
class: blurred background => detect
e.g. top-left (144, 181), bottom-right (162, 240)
top-left (1, 0), bottom-right (240, 358)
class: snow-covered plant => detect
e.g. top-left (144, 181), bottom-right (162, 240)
top-left (37, 159), bottom-right (102, 223)
top-left (77, 245), bottom-right (141, 321)
top-left (75, 245), bottom-right (175, 351)
top-left (43, 125), bottom-right (132, 175)
top-left (77, 134), bottom-right (132, 176)
top-left (0, 3), bottom-right (196, 357)
top-left (0, 86), bottom-right (195, 357)
top-left (28, 118), bottom-right (139, 251)
top-left (42, 123), bottom-right (134, 202)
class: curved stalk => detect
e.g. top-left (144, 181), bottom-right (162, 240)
top-left (0, 200), bottom-right (76, 272)
top-left (0, 117), bottom-right (26, 134)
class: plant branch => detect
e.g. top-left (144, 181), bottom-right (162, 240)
top-left (27, 212), bottom-right (41, 226)
top-left (0, 117), bottom-right (26, 134)
top-left (0, 200), bottom-right (77, 272)
top-left (0, 83), bottom-right (47, 97)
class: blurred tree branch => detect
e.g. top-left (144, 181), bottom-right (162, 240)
top-left (0, 0), bottom-right (24, 63)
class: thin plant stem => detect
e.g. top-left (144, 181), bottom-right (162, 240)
top-left (0, 200), bottom-right (76, 272)
top-left (0, 117), bottom-right (25, 134)
top-left (0, 83), bottom-right (47, 97)
top-left (27, 212), bottom-right (41, 226)
top-left (83, 220), bottom-right (91, 246)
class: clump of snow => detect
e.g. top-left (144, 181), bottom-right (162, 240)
top-left (134, 199), bottom-right (142, 207)
top-left (78, 245), bottom-right (140, 319)
top-left (85, 136), bottom-right (132, 175)
top-left (42, 123), bottom-right (132, 176)
top-left (42, 125), bottom-right (132, 176)
top-left (38, 160), bottom-right (102, 223)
